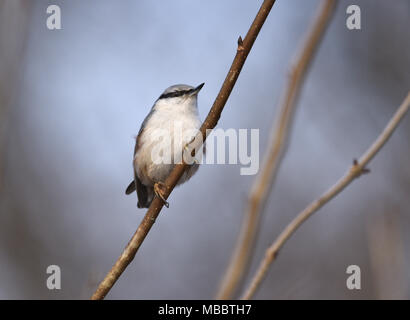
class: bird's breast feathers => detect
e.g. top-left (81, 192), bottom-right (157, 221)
top-left (134, 105), bottom-right (201, 186)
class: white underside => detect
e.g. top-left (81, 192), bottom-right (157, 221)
top-left (134, 96), bottom-right (201, 187)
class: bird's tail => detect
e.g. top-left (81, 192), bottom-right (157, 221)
top-left (125, 180), bottom-right (136, 194)
top-left (125, 178), bottom-right (153, 208)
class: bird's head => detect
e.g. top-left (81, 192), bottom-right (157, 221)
top-left (157, 83), bottom-right (204, 106)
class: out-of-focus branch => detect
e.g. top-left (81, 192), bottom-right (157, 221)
top-left (216, 0), bottom-right (337, 300)
top-left (91, 0), bottom-right (278, 300)
top-left (0, 0), bottom-right (32, 192)
top-left (367, 211), bottom-right (406, 299)
top-left (242, 91), bottom-right (410, 299)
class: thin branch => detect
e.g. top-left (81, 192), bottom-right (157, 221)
top-left (242, 91), bottom-right (410, 299)
top-left (216, 0), bottom-right (337, 300)
top-left (91, 0), bottom-right (278, 300)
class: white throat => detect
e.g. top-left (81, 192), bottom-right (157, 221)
top-left (154, 96), bottom-right (199, 117)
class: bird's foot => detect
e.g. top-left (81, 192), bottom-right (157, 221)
top-left (154, 182), bottom-right (169, 208)
top-left (184, 142), bottom-right (200, 165)
top-left (184, 143), bottom-right (190, 153)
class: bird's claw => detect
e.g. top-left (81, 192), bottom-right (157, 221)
top-left (154, 182), bottom-right (169, 208)
top-left (184, 142), bottom-right (200, 165)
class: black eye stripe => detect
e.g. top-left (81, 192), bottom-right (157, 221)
top-left (159, 89), bottom-right (193, 100)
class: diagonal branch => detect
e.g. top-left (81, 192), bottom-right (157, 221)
top-left (91, 0), bottom-right (278, 300)
top-left (216, 0), bottom-right (337, 300)
top-left (242, 91), bottom-right (410, 299)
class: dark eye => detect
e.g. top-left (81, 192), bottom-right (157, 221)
top-left (172, 90), bottom-right (187, 97)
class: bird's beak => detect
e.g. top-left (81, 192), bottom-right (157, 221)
top-left (191, 83), bottom-right (205, 95)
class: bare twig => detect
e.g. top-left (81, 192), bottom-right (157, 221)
top-left (91, 0), bottom-right (278, 300)
top-left (242, 91), bottom-right (410, 299)
top-left (216, 0), bottom-right (337, 300)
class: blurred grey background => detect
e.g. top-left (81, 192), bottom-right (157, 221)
top-left (1, 0), bottom-right (409, 299)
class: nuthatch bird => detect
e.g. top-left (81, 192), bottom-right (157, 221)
top-left (125, 83), bottom-right (204, 208)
